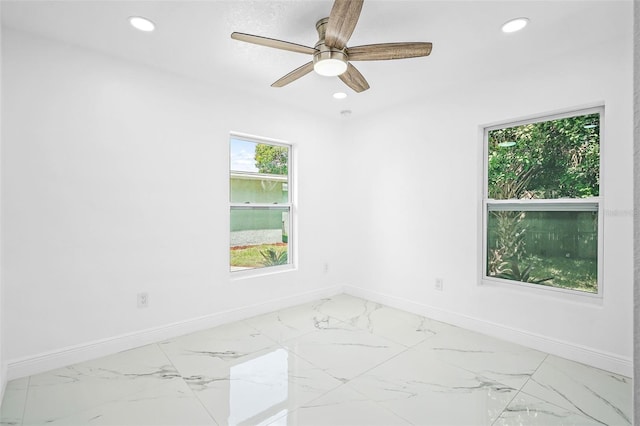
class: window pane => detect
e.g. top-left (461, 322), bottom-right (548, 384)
top-left (488, 113), bottom-right (600, 200)
top-left (487, 210), bottom-right (598, 293)
top-left (230, 138), bottom-right (289, 204)
top-left (230, 207), bottom-right (289, 271)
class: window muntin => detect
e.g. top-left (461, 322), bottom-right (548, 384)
top-left (483, 108), bottom-right (602, 294)
top-left (230, 136), bottom-right (291, 273)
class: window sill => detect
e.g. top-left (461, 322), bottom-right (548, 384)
top-left (230, 264), bottom-right (297, 281)
top-left (480, 276), bottom-right (603, 306)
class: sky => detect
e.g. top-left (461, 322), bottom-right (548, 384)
top-left (230, 138), bottom-right (258, 173)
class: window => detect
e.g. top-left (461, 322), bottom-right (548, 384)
top-left (483, 108), bottom-right (602, 294)
top-left (229, 135), bottom-right (292, 273)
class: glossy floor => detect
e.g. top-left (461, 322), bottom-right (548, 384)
top-left (0, 294), bottom-right (632, 425)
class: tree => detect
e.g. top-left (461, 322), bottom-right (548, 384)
top-left (255, 144), bottom-right (288, 175)
top-left (488, 113), bottom-right (599, 199)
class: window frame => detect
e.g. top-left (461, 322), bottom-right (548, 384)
top-left (229, 132), bottom-right (295, 278)
top-left (480, 106), bottom-right (604, 299)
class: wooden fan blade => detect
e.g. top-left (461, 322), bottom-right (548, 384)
top-left (339, 63), bottom-right (370, 93)
top-left (325, 0), bottom-right (364, 49)
top-left (347, 42), bottom-right (433, 61)
top-left (271, 62), bottom-right (315, 87)
top-left (231, 32), bottom-right (317, 55)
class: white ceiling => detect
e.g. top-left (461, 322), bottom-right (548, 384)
top-left (1, 0), bottom-right (631, 118)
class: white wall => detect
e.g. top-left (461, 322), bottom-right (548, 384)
top-left (341, 25), bottom-right (634, 376)
top-left (2, 29), bottom-right (346, 377)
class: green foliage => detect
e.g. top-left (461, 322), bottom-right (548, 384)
top-left (487, 211), bottom-right (533, 281)
top-left (497, 260), bottom-right (553, 284)
top-left (488, 113), bottom-right (599, 199)
top-left (255, 144), bottom-right (288, 175)
top-left (524, 255), bottom-right (597, 292)
top-left (260, 247), bottom-right (288, 266)
top-left (488, 213), bottom-right (554, 284)
top-left (230, 244), bottom-right (287, 268)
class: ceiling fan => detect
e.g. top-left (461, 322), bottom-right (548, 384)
top-left (230, 0), bottom-right (432, 93)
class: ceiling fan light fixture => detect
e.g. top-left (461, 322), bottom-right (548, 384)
top-left (313, 48), bottom-right (348, 76)
top-left (314, 58), bottom-right (348, 77)
top-left (501, 17), bottom-right (529, 33)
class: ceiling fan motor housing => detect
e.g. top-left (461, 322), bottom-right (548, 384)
top-left (313, 45), bottom-right (348, 67)
top-left (313, 17), bottom-right (348, 76)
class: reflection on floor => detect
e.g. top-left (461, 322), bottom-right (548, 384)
top-left (0, 294), bottom-right (632, 425)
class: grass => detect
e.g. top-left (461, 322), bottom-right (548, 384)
top-left (522, 255), bottom-right (597, 293)
top-left (230, 243), bottom-right (288, 268)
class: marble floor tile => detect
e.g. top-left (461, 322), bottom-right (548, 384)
top-left (0, 377), bottom-right (29, 426)
top-left (23, 377), bottom-right (216, 426)
top-left (266, 384), bottom-right (411, 426)
top-left (413, 324), bottom-right (547, 389)
top-left (1, 295), bottom-right (632, 426)
top-left (310, 294), bottom-right (375, 323)
top-left (494, 392), bottom-right (603, 426)
top-left (335, 300), bottom-right (455, 348)
top-left (282, 322), bottom-right (406, 382)
top-left (158, 320), bottom-right (277, 378)
top-left (347, 347), bottom-right (518, 425)
top-left (243, 301), bottom-right (342, 343)
top-left (179, 346), bottom-right (343, 425)
top-left (520, 354), bottom-right (632, 425)
top-left (20, 344), bottom-right (214, 425)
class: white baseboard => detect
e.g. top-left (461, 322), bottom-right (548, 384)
top-left (7, 285), bottom-right (343, 380)
top-left (0, 362), bottom-right (6, 404)
top-left (344, 285), bottom-right (633, 378)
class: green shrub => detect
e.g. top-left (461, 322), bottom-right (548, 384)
top-left (260, 248), bottom-right (288, 266)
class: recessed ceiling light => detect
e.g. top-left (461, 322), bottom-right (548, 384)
top-left (129, 16), bottom-right (155, 32)
top-left (501, 17), bottom-right (529, 33)
top-left (333, 92), bottom-right (347, 100)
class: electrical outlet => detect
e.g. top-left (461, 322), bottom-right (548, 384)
top-left (137, 292), bottom-right (149, 308)
top-left (323, 262), bottom-right (329, 274)
top-left (435, 278), bottom-right (444, 291)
